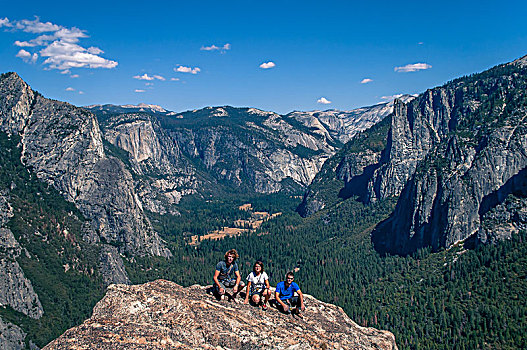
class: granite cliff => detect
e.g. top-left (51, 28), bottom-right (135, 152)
top-left (298, 56), bottom-right (527, 255)
top-left (370, 55), bottom-right (527, 254)
top-left (297, 95), bottom-right (415, 216)
top-left (0, 72), bottom-right (171, 283)
top-left (44, 279), bottom-right (398, 350)
top-left (100, 112), bottom-right (196, 215)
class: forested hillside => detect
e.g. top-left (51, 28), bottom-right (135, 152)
top-left (0, 132), bottom-right (105, 347)
top-left (129, 193), bottom-right (527, 349)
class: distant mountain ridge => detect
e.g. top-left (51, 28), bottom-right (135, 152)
top-left (87, 99), bottom-right (404, 202)
top-left (86, 103), bottom-right (174, 115)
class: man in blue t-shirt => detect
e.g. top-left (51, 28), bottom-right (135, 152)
top-left (275, 271), bottom-right (305, 316)
top-left (213, 249), bottom-right (245, 302)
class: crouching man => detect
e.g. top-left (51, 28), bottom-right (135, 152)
top-left (212, 249), bottom-right (245, 302)
top-left (275, 271), bottom-right (305, 316)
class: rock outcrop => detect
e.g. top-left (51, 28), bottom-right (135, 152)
top-left (44, 279), bottom-right (398, 350)
top-left (371, 55), bottom-right (527, 254)
top-left (0, 316), bottom-right (28, 350)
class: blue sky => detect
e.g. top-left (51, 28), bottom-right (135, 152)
top-left (1, 0), bottom-right (526, 114)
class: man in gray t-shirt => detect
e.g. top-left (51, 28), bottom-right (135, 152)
top-left (212, 249), bottom-right (245, 302)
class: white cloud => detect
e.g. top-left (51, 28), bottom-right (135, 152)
top-left (16, 49), bottom-right (38, 63)
top-left (14, 28), bottom-right (86, 48)
top-left (65, 87), bottom-right (75, 91)
top-left (394, 63), bottom-right (432, 73)
top-left (78, 91), bottom-right (84, 94)
top-left (14, 40), bottom-right (35, 47)
top-left (0, 17), bottom-right (12, 28)
top-left (135, 89), bottom-right (146, 93)
top-left (361, 78), bottom-right (373, 84)
top-left (133, 73), bottom-right (165, 81)
top-left (16, 17), bottom-right (60, 33)
top-left (317, 97), bottom-right (332, 104)
top-left (171, 77), bottom-right (180, 81)
top-left (259, 61), bottom-right (276, 69)
top-left (134, 73), bottom-right (155, 81)
top-left (70, 74), bottom-right (79, 78)
top-left (381, 94), bottom-right (404, 101)
top-left (6, 17), bottom-right (117, 72)
top-left (418, 42), bottom-right (424, 45)
top-left (40, 41), bottom-right (118, 70)
top-left (175, 65), bottom-right (200, 74)
top-left (14, 34), bottom-right (56, 47)
top-left (16, 49), bottom-right (31, 59)
top-left (53, 27), bottom-right (88, 43)
top-left (201, 43), bottom-right (231, 51)
top-left (87, 46), bottom-right (103, 54)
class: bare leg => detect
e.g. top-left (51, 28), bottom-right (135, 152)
top-left (263, 290), bottom-right (271, 306)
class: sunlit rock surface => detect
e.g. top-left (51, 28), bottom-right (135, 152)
top-left (44, 279), bottom-right (398, 350)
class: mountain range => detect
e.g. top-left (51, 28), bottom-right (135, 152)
top-left (1, 54), bottom-right (526, 348)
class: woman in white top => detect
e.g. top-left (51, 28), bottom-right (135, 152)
top-left (243, 260), bottom-right (271, 310)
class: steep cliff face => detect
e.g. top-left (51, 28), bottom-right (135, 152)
top-left (371, 56), bottom-right (527, 254)
top-left (0, 73), bottom-right (171, 261)
top-left (367, 90), bottom-right (458, 202)
top-left (44, 280), bottom-right (398, 350)
top-left (0, 191), bottom-right (43, 319)
top-left (101, 113), bottom-right (196, 215)
top-left (0, 317), bottom-right (29, 350)
top-left (298, 113), bottom-right (396, 217)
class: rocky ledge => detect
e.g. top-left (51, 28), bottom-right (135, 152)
top-left (44, 279), bottom-right (397, 350)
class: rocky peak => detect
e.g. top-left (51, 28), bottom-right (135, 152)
top-left (44, 279), bottom-right (398, 350)
top-left (0, 72), bottom-right (37, 135)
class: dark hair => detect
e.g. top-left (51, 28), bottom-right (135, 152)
top-left (224, 249), bottom-right (239, 261)
top-left (286, 271), bottom-right (294, 279)
top-left (253, 261), bottom-right (264, 273)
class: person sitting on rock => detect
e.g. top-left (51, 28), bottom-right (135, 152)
top-left (213, 249), bottom-right (245, 302)
top-left (275, 271), bottom-right (305, 316)
top-left (243, 260), bottom-right (271, 311)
